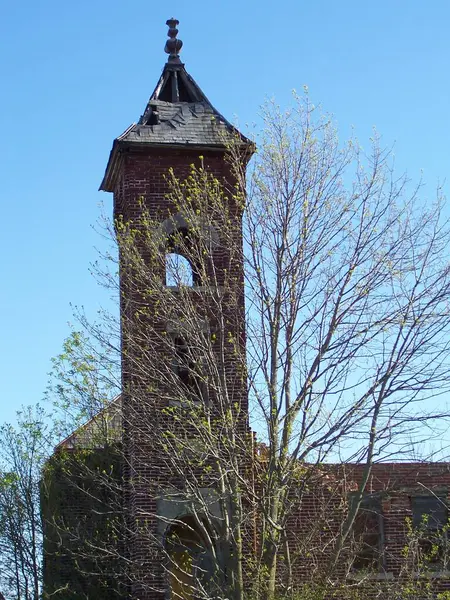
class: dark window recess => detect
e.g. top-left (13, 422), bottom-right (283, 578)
top-left (350, 494), bottom-right (384, 571)
top-left (411, 495), bottom-right (448, 569)
top-left (177, 76), bottom-right (191, 102)
top-left (158, 79), bottom-right (172, 102)
top-left (411, 496), bottom-right (448, 530)
top-left (145, 105), bottom-right (159, 125)
top-left (173, 337), bottom-right (202, 401)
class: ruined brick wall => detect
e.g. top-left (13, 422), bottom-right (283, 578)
top-left (349, 463), bottom-right (450, 580)
top-left (41, 446), bottom-right (124, 599)
top-left (284, 462), bottom-right (450, 598)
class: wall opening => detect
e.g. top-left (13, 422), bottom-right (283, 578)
top-left (172, 336), bottom-right (202, 402)
top-left (165, 516), bottom-right (215, 600)
top-left (166, 253), bottom-right (195, 287)
top-left (165, 227), bottom-right (201, 286)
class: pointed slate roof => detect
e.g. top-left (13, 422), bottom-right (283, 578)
top-left (100, 19), bottom-right (253, 192)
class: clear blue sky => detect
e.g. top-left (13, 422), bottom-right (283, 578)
top-left (1, 0), bottom-right (449, 425)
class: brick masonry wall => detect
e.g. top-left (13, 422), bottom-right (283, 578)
top-left (41, 447), bottom-right (124, 599)
top-left (284, 462), bottom-right (450, 597)
top-left (114, 145), bottom-right (250, 600)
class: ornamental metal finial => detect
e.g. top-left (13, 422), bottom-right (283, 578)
top-left (164, 18), bottom-right (183, 63)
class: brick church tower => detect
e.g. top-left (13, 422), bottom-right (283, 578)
top-left (100, 18), bottom-right (253, 600)
top-left (42, 18), bottom-right (450, 600)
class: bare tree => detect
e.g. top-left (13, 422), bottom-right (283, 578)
top-left (43, 93), bottom-right (450, 600)
top-left (234, 95), bottom-right (450, 597)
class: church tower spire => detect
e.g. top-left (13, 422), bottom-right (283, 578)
top-left (100, 18), bottom-right (251, 193)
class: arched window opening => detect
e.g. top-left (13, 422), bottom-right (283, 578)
top-left (166, 253), bottom-right (194, 287)
top-left (166, 227), bottom-right (201, 287)
top-left (165, 516), bottom-right (215, 600)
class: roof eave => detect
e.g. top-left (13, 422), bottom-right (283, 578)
top-left (99, 139), bottom-right (123, 192)
top-left (100, 137), bottom-right (254, 193)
